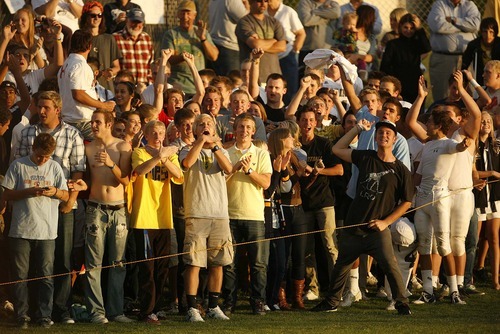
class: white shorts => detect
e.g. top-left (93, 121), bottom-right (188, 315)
top-left (476, 200), bottom-right (500, 221)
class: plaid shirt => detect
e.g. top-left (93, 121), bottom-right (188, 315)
top-left (113, 29), bottom-right (154, 84)
top-left (15, 122), bottom-right (86, 178)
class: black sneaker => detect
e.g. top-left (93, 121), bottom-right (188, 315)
top-left (310, 299), bottom-right (338, 312)
top-left (395, 301), bottom-right (412, 315)
top-left (474, 267), bottom-right (488, 282)
top-left (38, 318), bottom-right (53, 328)
top-left (17, 317), bottom-right (29, 330)
top-left (252, 300), bottom-right (266, 316)
top-left (222, 302), bottom-right (234, 316)
top-left (450, 291), bottom-right (466, 305)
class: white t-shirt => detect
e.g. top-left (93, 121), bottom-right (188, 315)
top-left (269, 3), bottom-right (304, 59)
top-left (416, 137), bottom-right (459, 193)
top-left (5, 69), bottom-right (45, 96)
top-left (32, 0), bottom-right (84, 32)
top-left (58, 53), bottom-right (97, 123)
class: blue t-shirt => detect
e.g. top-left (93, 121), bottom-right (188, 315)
top-left (2, 156), bottom-right (67, 240)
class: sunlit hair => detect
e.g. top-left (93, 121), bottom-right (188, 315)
top-left (93, 109), bottom-right (114, 124)
top-left (193, 113), bottom-right (215, 134)
top-left (144, 120), bottom-right (166, 135)
top-left (281, 119), bottom-right (302, 148)
top-left (37, 90), bottom-right (62, 110)
top-left (267, 127), bottom-right (291, 158)
top-left (233, 113), bottom-right (256, 132)
top-left (12, 8), bottom-right (36, 49)
top-left (390, 8), bottom-right (409, 25)
top-left (359, 87), bottom-right (381, 100)
top-left (486, 60), bottom-right (500, 74)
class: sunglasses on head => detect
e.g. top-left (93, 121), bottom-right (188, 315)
top-left (89, 13), bottom-right (103, 19)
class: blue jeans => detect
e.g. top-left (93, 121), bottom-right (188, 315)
top-left (464, 211), bottom-right (478, 286)
top-left (52, 210), bottom-right (74, 321)
top-left (84, 204), bottom-right (128, 318)
top-left (223, 219), bottom-right (269, 306)
top-left (279, 52), bottom-right (299, 105)
top-left (267, 229), bottom-right (286, 306)
top-left (213, 45), bottom-right (240, 76)
top-left (282, 205), bottom-right (307, 280)
top-left (10, 237), bottom-right (55, 321)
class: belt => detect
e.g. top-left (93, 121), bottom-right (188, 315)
top-left (433, 51), bottom-right (462, 56)
top-left (88, 201), bottom-right (125, 211)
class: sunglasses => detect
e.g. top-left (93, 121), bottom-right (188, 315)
top-left (89, 13), bottom-right (103, 19)
top-left (255, 0), bottom-right (269, 2)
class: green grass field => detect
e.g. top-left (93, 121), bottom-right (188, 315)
top-left (1, 284), bottom-right (498, 334)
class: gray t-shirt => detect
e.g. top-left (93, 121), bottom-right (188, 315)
top-left (2, 156), bottom-right (67, 240)
top-left (235, 14), bottom-right (286, 84)
top-left (179, 146), bottom-right (230, 219)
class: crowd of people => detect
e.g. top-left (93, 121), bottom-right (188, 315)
top-left (0, 0), bottom-right (499, 329)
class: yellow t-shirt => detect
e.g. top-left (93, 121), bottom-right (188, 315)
top-left (227, 144), bottom-right (272, 221)
top-left (130, 147), bottom-right (183, 229)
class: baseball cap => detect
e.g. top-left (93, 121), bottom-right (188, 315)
top-left (390, 217), bottom-right (417, 247)
top-left (0, 81), bottom-right (18, 93)
top-left (178, 0), bottom-right (196, 11)
top-left (375, 120), bottom-right (397, 135)
top-left (126, 8), bottom-right (145, 22)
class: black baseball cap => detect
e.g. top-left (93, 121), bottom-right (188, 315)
top-left (0, 81), bottom-right (18, 93)
top-left (375, 120), bottom-right (397, 135)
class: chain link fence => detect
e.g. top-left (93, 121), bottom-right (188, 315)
top-left (0, 0), bottom-right (491, 58)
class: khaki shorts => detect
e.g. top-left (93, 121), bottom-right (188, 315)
top-left (183, 218), bottom-right (234, 268)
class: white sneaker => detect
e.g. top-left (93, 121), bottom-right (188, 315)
top-left (303, 290), bottom-right (319, 301)
top-left (206, 306), bottom-right (229, 320)
top-left (376, 287), bottom-right (388, 298)
top-left (367, 273), bottom-right (378, 286)
top-left (186, 307), bottom-right (204, 322)
top-left (386, 300), bottom-right (396, 311)
top-left (411, 275), bottom-right (423, 290)
top-left (340, 290), bottom-right (362, 307)
top-left (263, 304), bottom-right (271, 312)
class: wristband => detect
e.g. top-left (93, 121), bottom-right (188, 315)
top-left (469, 79), bottom-right (480, 89)
top-left (245, 168), bottom-right (253, 175)
top-left (356, 124), bottom-right (364, 133)
top-left (200, 39), bottom-right (207, 43)
top-left (109, 163), bottom-right (116, 169)
top-left (211, 145), bottom-right (220, 153)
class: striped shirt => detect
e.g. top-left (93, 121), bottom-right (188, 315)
top-left (15, 122), bottom-right (86, 178)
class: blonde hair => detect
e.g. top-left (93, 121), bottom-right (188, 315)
top-left (12, 8), bottom-right (36, 49)
top-left (486, 60), bottom-right (500, 74)
top-left (343, 11), bottom-right (358, 25)
top-left (193, 113), bottom-right (215, 134)
top-left (281, 120), bottom-right (302, 148)
top-left (390, 8), bottom-right (409, 22)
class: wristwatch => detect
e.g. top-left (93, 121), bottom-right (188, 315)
top-left (245, 168), bottom-right (253, 175)
top-left (211, 145), bottom-right (220, 153)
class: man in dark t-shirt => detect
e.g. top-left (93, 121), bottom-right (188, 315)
top-left (311, 120), bottom-right (413, 315)
top-left (297, 108), bottom-right (343, 302)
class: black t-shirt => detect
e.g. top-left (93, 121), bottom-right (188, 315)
top-left (257, 96), bottom-right (286, 122)
top-left (300, 135), bottom-right (342, 210)
top-left (346, 150), bottom-right (413, 235)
